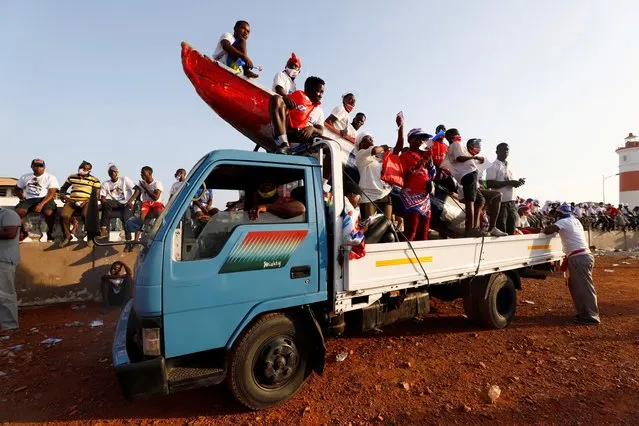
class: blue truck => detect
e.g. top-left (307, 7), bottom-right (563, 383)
top-left (111, 141), bottom-right (563, 410)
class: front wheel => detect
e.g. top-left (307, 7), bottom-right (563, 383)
top-left (227, 313), bottom-right (311, 410)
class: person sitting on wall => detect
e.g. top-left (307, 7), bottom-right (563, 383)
top-left (58, 161), bottom-right (102, 248)
top-left (100, 261), bottom-right (133, 314)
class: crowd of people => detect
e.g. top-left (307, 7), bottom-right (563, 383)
top-left (12, 158), bottom-right (187, 251)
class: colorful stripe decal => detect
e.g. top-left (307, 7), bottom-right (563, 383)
top-left (219, 230), bottom-right (308, 274)
top-left (376, 256), bottom-right (433, 267)
top-left (528, 245), bottom-right (551, 250)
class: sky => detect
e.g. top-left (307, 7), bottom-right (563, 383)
top-left (2, 0), bottom-right (639, 206)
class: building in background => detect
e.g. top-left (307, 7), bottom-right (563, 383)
top-left (0, 177), bottom-right (19, 207)
top-left (617, 133), bottom-right (639, 207)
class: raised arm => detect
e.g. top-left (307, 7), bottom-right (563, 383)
top-left (392, 114), bottom-right (405, 155)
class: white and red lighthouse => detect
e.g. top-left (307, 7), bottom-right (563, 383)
top-left (617, 133), bottom-right (639, 207)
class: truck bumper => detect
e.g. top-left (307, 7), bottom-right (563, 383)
top-left (112, 300), bottom-right (169, 400)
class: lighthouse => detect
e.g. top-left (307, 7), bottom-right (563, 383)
top-left (617, 133), bottom-right (639, 207)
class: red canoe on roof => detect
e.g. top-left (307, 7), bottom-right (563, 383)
top-left (181, 42), bottom-right (356, 159)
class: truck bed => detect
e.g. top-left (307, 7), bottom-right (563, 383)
top-left (340, 234), bottom-right (563, 300)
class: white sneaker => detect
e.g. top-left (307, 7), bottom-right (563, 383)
top-left (490, 227), bottom-right (508, 237)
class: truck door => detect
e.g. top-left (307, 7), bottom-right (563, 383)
top-left (162, 162), bottom-right (321, 358)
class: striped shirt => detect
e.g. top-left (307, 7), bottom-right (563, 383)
top-left (65, 174), bottom-right (101, 201)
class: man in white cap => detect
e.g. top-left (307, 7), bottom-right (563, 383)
top-left (543, 204), bottom-right (600, 325)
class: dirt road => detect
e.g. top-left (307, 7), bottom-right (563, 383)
top-left (1, 254), bottom-right (638, 425)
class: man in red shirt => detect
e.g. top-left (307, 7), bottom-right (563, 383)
top-left (397, 128), bottom-right (435, 241)
top-left (269, 76), bottom-right (325, 153)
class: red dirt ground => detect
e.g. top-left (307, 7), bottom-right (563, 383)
top-left (1, 254), bottom-right (638, 425)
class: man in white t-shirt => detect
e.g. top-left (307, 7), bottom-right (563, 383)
top-left (129, 166), bottom-right (164, 221)
top-left (324, 93), bottom-right (356, 141)
top-left (211, 20), bottom-right (258, 78)
top-left (100, 164), bottom-right (135, 238)
top-left (445, 130), bottom-right (487, 237)
top-left (486, 143), bottom-right (526, 235)
top-left (169, 168), bottom-right (187, 199)
top-left (14, 158), bottom-right (60, 241)
top-left (346, 113), bottom-right (366, 139)
top-left (543, 204), bottom-right (599, 325)
top-left (272, 53), bottom-right (301, 96)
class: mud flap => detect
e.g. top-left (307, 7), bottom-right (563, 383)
top-left (302, 306), bottom-right (326, 375)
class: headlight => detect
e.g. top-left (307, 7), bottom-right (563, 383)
top-left (142, 327), bottom-right (161, 356)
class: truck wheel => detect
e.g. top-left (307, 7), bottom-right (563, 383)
top-left (228, 313), bottom-right (311, 410)
top-left (462, 276), bottom-right (488, 324)
top-left (479, 273), bottom-right (517, 329)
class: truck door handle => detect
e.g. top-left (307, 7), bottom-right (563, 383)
top-left (290, 265), bottom-right (311, 279)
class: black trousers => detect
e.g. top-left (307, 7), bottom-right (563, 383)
top-left (101, 200), bottom-right (133, 238)
top-left (497, 201), bottom-right (518, 235)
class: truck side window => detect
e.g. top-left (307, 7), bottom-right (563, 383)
top-left (178, 165), bottom-right (307, 261)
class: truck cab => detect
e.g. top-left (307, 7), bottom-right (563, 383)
top-left (114, 148), bottom-right (331, 409)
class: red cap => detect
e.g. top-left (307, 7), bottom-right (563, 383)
top-left (287, 52), bottom-right (301, 69)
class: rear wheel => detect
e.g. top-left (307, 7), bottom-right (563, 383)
top-left (478, 273), bottom-right (517, 329)
top-left (227, 313), bottom-right (311, 410)
top-left (463, 276), bottom-right (488, 323)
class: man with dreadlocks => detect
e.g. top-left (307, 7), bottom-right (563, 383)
top-left (543, 204), bottom-right (600, 325)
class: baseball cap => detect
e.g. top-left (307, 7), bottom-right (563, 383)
top-left (557, 204), bottom-right (573, 215)
top-left (108, 164), bottom-right (119, 172)
top-left (407, 128), bottom-right (432, 140)
top-left (31, 158), bottom-right (45, 167)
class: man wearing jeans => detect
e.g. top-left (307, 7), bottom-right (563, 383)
top-left (485, 143), bottom-right (525, 235)
top-left (0, 207), bottom-right (21, 333)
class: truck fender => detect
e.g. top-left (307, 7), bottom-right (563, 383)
top-left (302, 306), bottom-right (326, 375)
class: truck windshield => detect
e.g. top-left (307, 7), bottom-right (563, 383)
top-left (147, 154), bottom-right (208, 241)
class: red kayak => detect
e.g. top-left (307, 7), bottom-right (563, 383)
top-left (181, 42), bottom-right (355, 159)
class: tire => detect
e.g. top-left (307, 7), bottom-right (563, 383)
top-left (478, 273), bottom-right (517, 329)
top-left (227, 313), bottom-right (311, 410)
top-left (463, 276), bottom-right (488, 324)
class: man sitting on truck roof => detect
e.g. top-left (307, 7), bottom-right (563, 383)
top-left (269, 76), bottom-right (326, 154)
top-left (212, 20), bottom-right (258, 78)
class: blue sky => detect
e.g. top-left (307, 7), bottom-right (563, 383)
top-left (2, 1), bottom-right (639, 205)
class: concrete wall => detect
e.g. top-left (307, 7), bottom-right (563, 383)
top-left (16, 242), bottom-right (137, 306)
top-left (587, 229), bottom-right (639, 251)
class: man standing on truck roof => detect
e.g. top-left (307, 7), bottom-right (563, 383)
top-left (272, 53), bottom-right (301, 96)
top-left (269, 76), bottom-right (326, 154)
top-left (486, 143), bottom-right (526, 235)
top-left (543, 204), bottom-right (600, 325)
top-left (324, 93), bottom-right (357, 142)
